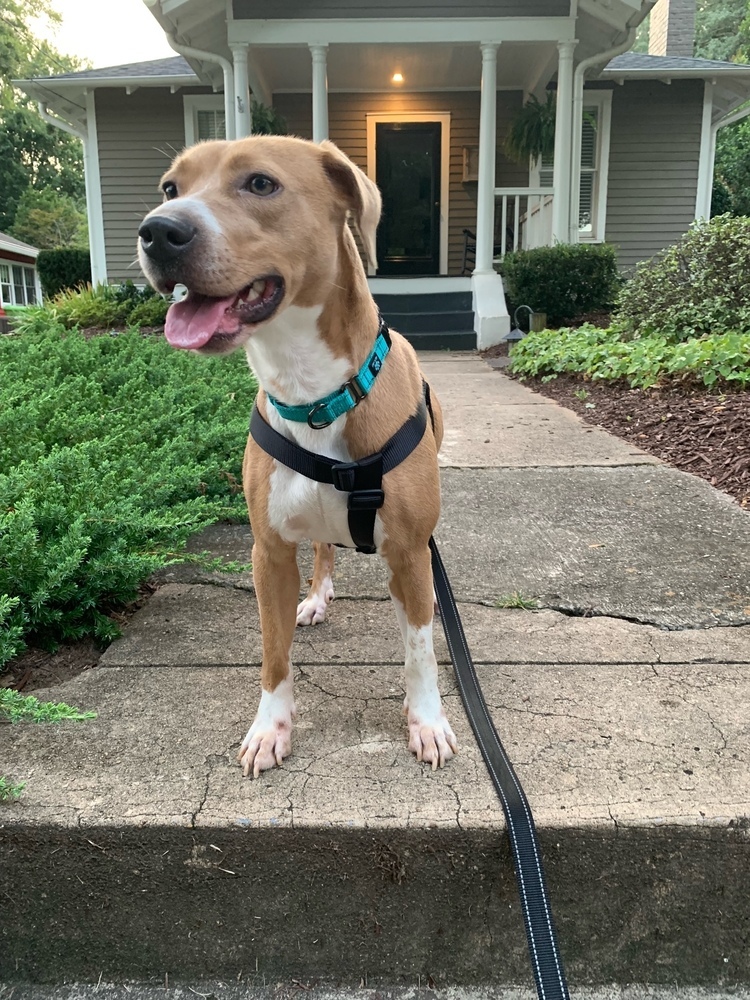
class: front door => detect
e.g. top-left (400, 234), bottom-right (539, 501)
top-left (375, 122), bottom-right (441, 276)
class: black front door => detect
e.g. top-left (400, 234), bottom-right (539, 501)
top-left (375, 122), bottom-right (441, 276)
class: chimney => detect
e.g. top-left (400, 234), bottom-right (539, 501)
top-left (649, 0), bottom-right (696, 57)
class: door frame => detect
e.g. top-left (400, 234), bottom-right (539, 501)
top-left (366, 112), bottom-right (451, 276)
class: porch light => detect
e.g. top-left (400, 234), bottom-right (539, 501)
top-left (391, 72), bottom-right (404, 84)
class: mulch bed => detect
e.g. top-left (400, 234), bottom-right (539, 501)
top-left (516, 373), bottom-right (750, 509)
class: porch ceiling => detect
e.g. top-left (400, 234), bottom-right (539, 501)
top-left (253, 42), bottom-right (558, 93)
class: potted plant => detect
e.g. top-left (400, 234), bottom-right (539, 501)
top-left (504, 91), bottom-right (556, 165)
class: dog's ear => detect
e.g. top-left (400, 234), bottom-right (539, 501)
top-left (320, 140), bottom-right (381, 270)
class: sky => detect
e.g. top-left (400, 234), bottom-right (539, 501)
top-left (35, 0), bottom-right (175, 70)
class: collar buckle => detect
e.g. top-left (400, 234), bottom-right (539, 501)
top-left (344, 374), bottom-right (366, 406)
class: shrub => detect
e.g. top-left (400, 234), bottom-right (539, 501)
top-left (616, 215), bottom-right (750, 342)
top-left (502, 243), bottom-right (621, 326)
top-left (510, 324), bottom-right (750, 389)
top-left (49, 281), bottom-right (168, 330)
top-left (37, 248), bottom-right (91, 297)
top-left (0, 313), bottom-right (255, 666)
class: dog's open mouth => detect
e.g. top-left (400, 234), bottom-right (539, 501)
top-left (164, 276), bottom-right (285, 350)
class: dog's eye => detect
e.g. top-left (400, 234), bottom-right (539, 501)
top-left (245, 174), bottom-right (279, 196)
top-left (162, 181), bottom-right (178, 200)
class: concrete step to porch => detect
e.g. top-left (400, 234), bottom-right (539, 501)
top-left (372, 291), bottom-right (475, 349)
top-left (2, 600), bottom-right (750, 987)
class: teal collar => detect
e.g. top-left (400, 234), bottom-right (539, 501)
top-left (267, 318), bottom-right (391, 429)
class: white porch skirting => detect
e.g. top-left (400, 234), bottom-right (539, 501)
top-left (472, 272), bottom-right (510, 349)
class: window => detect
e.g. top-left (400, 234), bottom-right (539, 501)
top-left (184, 95), bottom-right (226, 146)
top-left (535, 90), bottom-right (612, 242)
top-left (0, 260), bottom-right (38, 306)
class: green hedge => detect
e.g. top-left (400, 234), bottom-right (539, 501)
top-left (0, 312), bottom-right (256, 667)
top-left (36, 248), bottom-right (92, 297)
top-left (510, 324), bottom-right (750, 389)
top-left (615, 214), bottom-right (750, 342)
top-left (501, 243), bottom-right (621, 326)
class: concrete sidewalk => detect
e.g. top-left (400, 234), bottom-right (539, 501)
top-left (2, 354), bottom-right (750, 990)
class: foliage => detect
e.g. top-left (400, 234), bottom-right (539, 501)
top-left (510, 324), bottom-right (750, 389)
top-left (0, 776), bottom-right (26, 802)
top-left (49, 282), bottom-right (168, 328)
top-left (615, 215), bottom-right (750, 340)
top-left (10, 187), bottom-right (87, 249)
top-left (250, 100), bottom-right (287, 136)
top-left (0, 595), bottom-right (25, 666)
top-left (504, 91), bottom-right (556, 165)
top-left (714, 118), bottom-right (750, 217)
top-left (698, 0), bottom-right (748, 61)
top-left (0, 1), bottom-right (86, 233)
top-left (0, 314), bottom-right (255, 666)
top-left (495, 592), bottom-right (539, 610)
top-left (501, 243), bottom-right (621, 326)
top-left (0, 688), bottom-right (95, 723)
top-left (36, 248), bottom-right (91, 297)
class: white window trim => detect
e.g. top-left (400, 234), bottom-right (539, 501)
top-left (531, 89), bottom-right (613, 244)
top-left (0, 258), bottom-right (40, 307)
top-left (183, 94), bottom-right (226, 147)
top-left (365, 112), bottom-right (451, 276)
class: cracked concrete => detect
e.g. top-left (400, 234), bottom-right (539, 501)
top-left (4, 356), bottom-right (750, 988)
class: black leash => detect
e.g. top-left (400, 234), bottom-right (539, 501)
top-left (430, 537), bottom-right (570, 1000)
top-left (250, 376), bottom-right (570, 1000)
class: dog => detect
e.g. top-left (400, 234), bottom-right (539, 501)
top-left (138, 135), bottom-right (457, 777)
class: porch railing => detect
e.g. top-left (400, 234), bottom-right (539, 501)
top-left (493, 187), bottom-right (555, 260)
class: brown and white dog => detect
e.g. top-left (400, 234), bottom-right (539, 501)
top-left (138, 135), bottom-right (457, 777)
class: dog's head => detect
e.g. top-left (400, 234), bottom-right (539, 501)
top-left (138, 135), bottom-right (381, 353)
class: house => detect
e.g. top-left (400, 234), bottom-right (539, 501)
top-left (16, 0), bottom-right (750, 347)
top-left (0, 233), bottom-right (42, 309)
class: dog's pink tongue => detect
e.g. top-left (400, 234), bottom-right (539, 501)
top-left (165, 292), bottom-right (238, 349)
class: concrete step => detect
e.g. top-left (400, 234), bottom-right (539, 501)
top-left (373, 291), bottom-right (473, 313)
top-left (3, 603), bottom-right (750, 986)
top-left (381, 311), bottom-right (475, 334)
top-left (4, 986), bottom-right (750, 1000)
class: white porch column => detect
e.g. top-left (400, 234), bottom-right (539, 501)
top-left (231, 43), bottom-right (252, 137)
top-left (310, 44), bottom-right (329, 142)
top-left (474, 42), bottom-right (499, 274)
top-left (551, 40), bottom-right (576, 244)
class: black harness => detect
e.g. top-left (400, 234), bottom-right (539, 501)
top-left (249, 359), bottom-right (571, 1000)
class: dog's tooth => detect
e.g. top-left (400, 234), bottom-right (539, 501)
top-left (247, 286), bottom-right (261, 301)
top-left (252, 279), bottom-right (266, 295)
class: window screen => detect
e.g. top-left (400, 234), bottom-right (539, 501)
top-left (538, 104), bottom-right (600, 237)
top-left (196, 109), bottom-right (226, 141)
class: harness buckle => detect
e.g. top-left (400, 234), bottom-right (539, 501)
top-left (331, 462), bottom-right (358, 492)
top-left (348, 489), bottom-right (385, 511)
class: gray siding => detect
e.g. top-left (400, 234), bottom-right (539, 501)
top-left (274, 91), bottom-right (527, 275)
top-left (605, 80), bottom-right (704, 272)
top-left (234, 0), bottom-right (567, 17)
top-left (96, 88), bottom-right (207, 284)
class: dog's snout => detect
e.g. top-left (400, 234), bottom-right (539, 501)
top-left (138, 215), bottom-right (197, 264)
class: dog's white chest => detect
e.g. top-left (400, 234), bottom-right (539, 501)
top-left (267, 465), bottom-right (353, 546)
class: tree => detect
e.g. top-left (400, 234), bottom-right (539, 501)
top-left (0, 1), bottom-right (86, 234)
top-left (10, 187), bottom-right (87, 249)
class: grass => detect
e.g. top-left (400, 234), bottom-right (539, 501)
top-left (495, 592), bottom-right (539, 610)
top-left (0, 776), bottom-right (26, 802)
top-left (0, 688), bottom-right (96, 723)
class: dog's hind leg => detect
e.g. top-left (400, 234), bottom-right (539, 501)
top-left (387, 544), bottom-right (457, 770)
top-left (238, 538), bottom-right (299, 777)
top-left (296, 541), bottom-right (335, 626)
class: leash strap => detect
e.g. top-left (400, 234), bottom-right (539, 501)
top-left (249, 388), bottom-right (428, 554)
top-left (266, 319), bottom-right (391, 429)
top-left (430, 536), bottom-right (570, 1000)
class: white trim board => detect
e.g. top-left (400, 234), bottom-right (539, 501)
top-left (183, 93), bottom-right (225, 146)
top-left (366, 111), bottom-right (451, 276)
top-left (85, 90), bottom-right (107, 285)
top-left (696, 80), bottom-right (715, 220)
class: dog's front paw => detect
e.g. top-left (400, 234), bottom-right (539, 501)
top-left (296, 585), bottom-right (334, 626)
top-left (238, 718), bottom-right (292, 777)
top-left (407, 714), bottom-right (458, 771)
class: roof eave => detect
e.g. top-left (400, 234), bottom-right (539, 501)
top-left (602, 68), bottom-right (750, 79)
top-left (14, 74), bottom-right (199, 90)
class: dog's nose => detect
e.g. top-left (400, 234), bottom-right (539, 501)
top-left (138, 215), bottom-right (197, 264)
